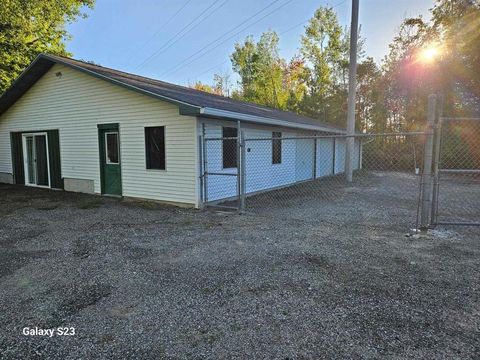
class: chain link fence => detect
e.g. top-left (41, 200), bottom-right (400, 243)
top-left (432, 117), bottom-right (480, 226)
top-left (202, 132), bottom-right (430, 229)
top-left (200, 96), bottom-right (479, 230)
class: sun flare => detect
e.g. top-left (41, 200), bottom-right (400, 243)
top-left (419, 45), bottom-right (440, 63)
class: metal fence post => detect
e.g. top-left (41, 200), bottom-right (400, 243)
top-left (420, 94), bottom-right (437, 229)
top-left (431, 93), bottom-right (444, 225)
top-left (202, 125), bottom-right (208, 207)
top-left (198, 134), bottom-right (205, 209)
top-left (235, 121), bottom-right (242, 213)
top-left (239, 131), bottom-right (246, 213)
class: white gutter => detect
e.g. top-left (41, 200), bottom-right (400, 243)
top-left (199, 107), bottom-right (345, 134)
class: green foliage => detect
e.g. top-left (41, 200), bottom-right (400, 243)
top-left (225, 1), bottom-right (480, 134)
top-left (190, 81), bottom-right (221, 95)
top-left (0, 0), bottom-right (94, 93)
top-left (380, 0), bottom-right (480, 132)
top-left (227, 6), bottom-right (367, 128)
top-left (299, 6), bottom-right (343, 118)
top-left (230, 31), bottom-right (307, 110)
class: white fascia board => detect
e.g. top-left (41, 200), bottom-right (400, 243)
top-left (200, 107), bottom-right (345, 134)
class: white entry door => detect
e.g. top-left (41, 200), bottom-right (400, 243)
top-left (22, 133), bottom-right (50, 187)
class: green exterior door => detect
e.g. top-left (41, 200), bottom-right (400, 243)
top-left (99, 125), bottom-right (122, 196)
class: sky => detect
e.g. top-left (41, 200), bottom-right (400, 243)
top-left (66, 0), bottom-right (434, 86)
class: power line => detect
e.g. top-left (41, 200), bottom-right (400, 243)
top-left (279, 0), bottom-right (347, 35)
top-left (136, 0), bottom-right (225, 70)
top-left (160, 0), bottom-right (294, 78)
top-left (157, 0), bottom-right (284, 77)
top-left (195, 59), bottom-right (231, 79)
top-left (151, 0), bottom-right (230, 61)
top-left (127, 0), bottom-right (194, 63)
top-left (186, 0), bottom-right (347, 82)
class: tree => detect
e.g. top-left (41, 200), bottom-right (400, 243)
top-left (356, 57), bottom-right (383, 132)
top-left (299, 6), bottom-right (343, 121)
top-left (378, 0), bottom-right (480, 131)
top-left (231, 31), bottom-right (308, 110)
top-left (213, 71), bottom-right (231, 97)
top-left (190, 81), bottom-right (222, 95)
top-left (0, 0), bottom-right (95, 93)
top-left (429, 0), bottom-right (480, 115)
top-left (231, 31), bottom-right (287, 109)
top-left (298, 6), bottom-right (365, 127)
top-left (283, 56), bottom-right (308, 113)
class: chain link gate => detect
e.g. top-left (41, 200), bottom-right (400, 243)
top-left (200, 123), bottom-right (246, 212)
top-left (431, 117), bottom-right (480, 226)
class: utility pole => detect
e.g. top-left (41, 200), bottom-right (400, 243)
top-left (345, 0), bottom-right (359, 182)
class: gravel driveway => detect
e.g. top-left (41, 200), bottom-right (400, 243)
top-left (0, 173), bottom-right (479, 359)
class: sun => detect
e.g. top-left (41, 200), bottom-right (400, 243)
top-left (418, 45), bottom-right (440, 63)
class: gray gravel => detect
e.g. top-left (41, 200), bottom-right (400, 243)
top-left (0, 172), bottom-right (479, 359)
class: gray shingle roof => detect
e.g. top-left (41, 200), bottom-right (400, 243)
top-left (0, 54), bottom-right (345, 133)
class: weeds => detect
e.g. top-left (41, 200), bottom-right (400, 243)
top-left (76, 197), bottom-right (103, 209)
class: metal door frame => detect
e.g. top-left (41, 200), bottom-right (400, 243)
top-left (22, 132), bottom-right (50, 188)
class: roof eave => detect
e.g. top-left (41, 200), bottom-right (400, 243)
top-left (0, 55), bottom-right (55, 116)
top-left (0, 54), bottom-right (345, 134)
top-left (0, 53), bottom-right (201, 117)
top-left (39, 54), bottom-right (201, 114)
top-left (198, 107), bottom-right (346, 134)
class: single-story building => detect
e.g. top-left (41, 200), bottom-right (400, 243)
top-left (0, 54), bottom-right (360, 208)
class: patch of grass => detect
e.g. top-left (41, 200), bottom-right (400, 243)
top-left (124, 200), bottom-right (160, 210)
top-left (76, 198), bottom-right (103, 209)
top-left (204, 221), bottom-right (223, 229)
top-left (230, 323), bottom-right (242, 332)
top-left (200, 287), bottom-right (215, 294)
top-left (392, 255), bottom-right (409, 265)
top-left (136, 201), bottom-right (159, 210)
top-left (36, 203), bottom-right (58, 211)
top-left (180, 219), bottom-right (194, 226)
top-left (98, 334), bottom-right (114, 345)
top-left (304, 254), bottom-right (332, 269)
top-left (207, 334), bottom-right (217, 345)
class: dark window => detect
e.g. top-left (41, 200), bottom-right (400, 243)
top-left (106, 132), bottom-right (119, 164)
top-left (272, 131), bottom-right (282, 164)
top-left (145, 126), bottom-right (165, 170)
top-left (222, 127), bottom-right (237, 168)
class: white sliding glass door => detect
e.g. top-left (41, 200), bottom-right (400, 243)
top-left (22, 133), bottom-right (50, 187)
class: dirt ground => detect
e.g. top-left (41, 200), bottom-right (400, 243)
top-left (0, 172), bottom-right (479, 359)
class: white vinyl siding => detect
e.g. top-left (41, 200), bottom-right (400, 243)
top-left (202, 120), bottom-right (361, 202)
top-left (0, 64), bottom-right (197, 205)
top-left (316, 138), bottom-right (335, 177)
